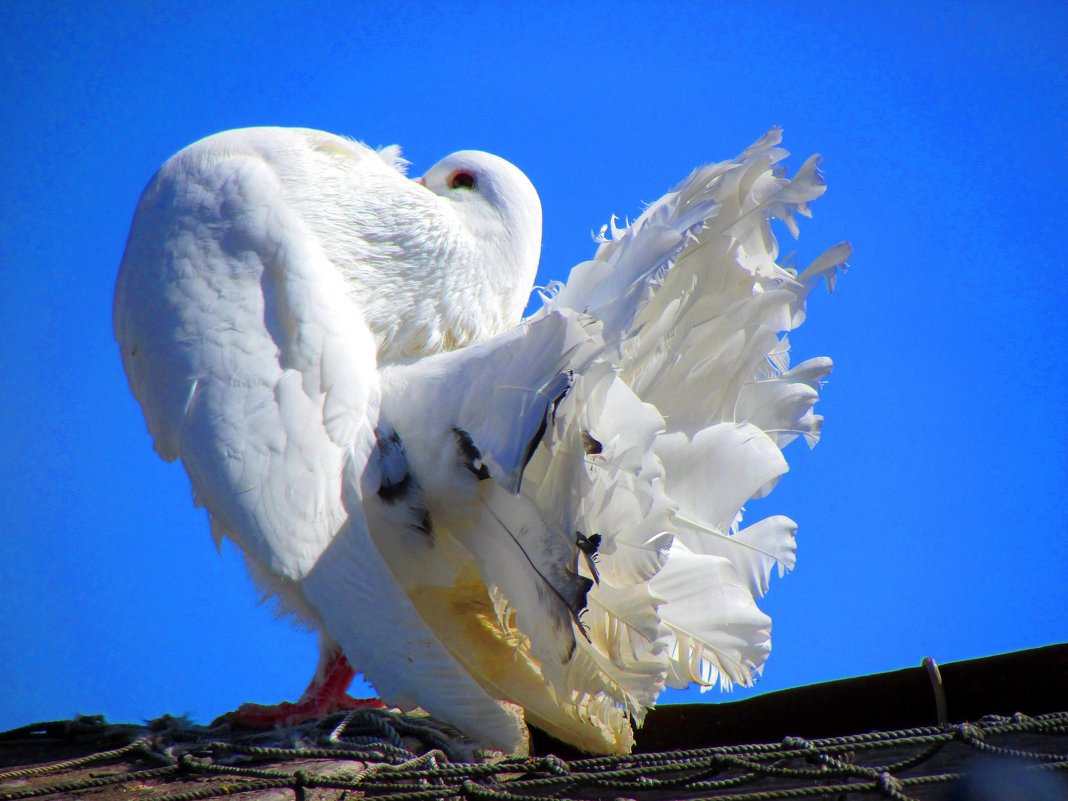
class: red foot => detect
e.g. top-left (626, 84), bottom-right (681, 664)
top-left (213, 650), bottom-right (386, 728)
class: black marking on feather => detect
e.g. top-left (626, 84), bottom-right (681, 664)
top-left (453, 427), bottom-right (490, 481)
top-left (581, 430), bottom-right (603, 455)
top-left (377, 471), bottom-right (411, 502)
top-left (575, 606), bottom-right (593, 645)
top-left (375, 427), bottom-right (433, 539)
top-left (480, 501), bottom-right (593, 661)
top-left (576, 532), bottom-right (602, 585)
top-left (376, 428), bottom-right (411, 503)
top-left (551, 371), bottom-right (573, 425)
top-left (576, 532), bottom-right (601, 558)
top-left (568, 571), bottom-right (595, 616)
top-left (414, 508), bottom-right (434, 538)
top-left (519, 371), bottom-right (574, 478)
top-left (558, 567), bottom-right (594, 651)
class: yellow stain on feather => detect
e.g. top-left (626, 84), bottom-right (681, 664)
top-left (409, 562), bottom-right (627, 754)
top-left (412, 563), bottom-right (539, 688)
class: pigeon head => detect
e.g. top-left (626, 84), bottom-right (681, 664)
top-left (417, 151), bottom-right (542, 327)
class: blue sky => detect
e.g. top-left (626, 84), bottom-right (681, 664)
top-left (1, 2), bottom-right (1065, 731)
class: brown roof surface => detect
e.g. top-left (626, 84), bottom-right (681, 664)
top-left (3, 645), bottom-right (1066, 801)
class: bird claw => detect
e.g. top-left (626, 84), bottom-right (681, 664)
top-left (213, 648), bottom-right (386, 728)
top-left (213, 695), bottom-right (386, 729)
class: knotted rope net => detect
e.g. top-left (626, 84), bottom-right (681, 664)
top-left (2, 709), bottom-right (1066, 801)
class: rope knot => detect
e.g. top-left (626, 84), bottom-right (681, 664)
top-left (956, 722), bottom-right (983, 743)
top-left (876, 770), bottom-right (903, 792)
top-left (540, 755), bottom-right (571, 776)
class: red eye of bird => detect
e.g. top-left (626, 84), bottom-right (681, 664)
top-left (448, 170), bottom-right (476, 190)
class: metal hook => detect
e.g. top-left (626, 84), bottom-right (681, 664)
top-left (922, 656), bottom-right (948, 725)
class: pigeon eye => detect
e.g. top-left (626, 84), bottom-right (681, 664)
top-left (448, 170), bottom-right (476, 190)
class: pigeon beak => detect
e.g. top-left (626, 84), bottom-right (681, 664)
top-left (414, 177), bottom-right (426, 187)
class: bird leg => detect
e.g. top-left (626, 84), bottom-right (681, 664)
top-left (214, 645), bottom-right (385, 728)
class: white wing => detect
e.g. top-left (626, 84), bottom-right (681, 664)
top-left (114, 129), bottom-right (527, 752)
top-left (114, 129), bottom-right (380, 579)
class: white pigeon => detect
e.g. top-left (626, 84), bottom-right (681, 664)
top-left (115, 126), bottom-right (849, 755)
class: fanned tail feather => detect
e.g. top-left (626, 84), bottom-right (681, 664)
top-left (505, 129), bottom-right (850, 749)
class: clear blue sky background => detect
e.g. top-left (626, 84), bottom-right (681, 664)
top-left (1, 2), bottom-right (1065, 731)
